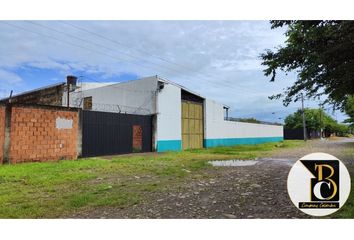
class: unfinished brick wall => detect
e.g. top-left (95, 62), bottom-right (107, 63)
top-left (0, 106), bottom-right (5, 164)
top-left (8, 106), bottom-right (78, 163)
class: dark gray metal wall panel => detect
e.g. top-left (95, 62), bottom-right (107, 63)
top-left (284, 128), bottom-right (304, 140)
top-left (181, 89), bottom-right (204, 103)
top-left (82, 110), bottom-right (152, 157)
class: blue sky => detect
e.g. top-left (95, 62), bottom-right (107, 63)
top-left (0, 20), bottom-right (347, 123)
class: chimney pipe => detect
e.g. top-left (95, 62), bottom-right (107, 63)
top-left (66, 75), bottom-right (77, 108)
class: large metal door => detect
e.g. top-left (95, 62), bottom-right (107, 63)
top-left (82, 110), bottom-right (152, 157)
top-left (181, 100), bottom-right (203, 150)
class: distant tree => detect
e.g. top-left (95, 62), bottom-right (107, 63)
top-left (284, 108), bottom-right (349, 136)
top-left (331, 123), bottom-right (350, 137)
top-left (261, 21), bottom-right (354, 109)
top-left (343, 95), bottom-right (354, 126)
top-left (237, 118), bottom-right (262, 124)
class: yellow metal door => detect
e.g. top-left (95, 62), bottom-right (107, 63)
top-left (181, 101), bottom-right (203, 150)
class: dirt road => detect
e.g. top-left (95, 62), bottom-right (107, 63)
top-left (71, 138), bottom-right (354, 219)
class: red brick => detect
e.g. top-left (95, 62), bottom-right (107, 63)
top-left (0, 106), bottom-right (5, 164)
top-left (7, 106), bottom-right (78, 164)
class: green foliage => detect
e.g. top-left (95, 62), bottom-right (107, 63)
top-left (332, 166), bottom-right (354, 218)
top-left (261, 21), bottom-right (354, 109)
top-left (237, 118), bottom-right (262, 124)
top-left (344, 95), bottom-right (354, 126)
top-left (284, 108), bottom-right (350, 136)
top-left (285, 108), bottom-right (331, 131)
top-left (332, 123), bottom-right (350, 136)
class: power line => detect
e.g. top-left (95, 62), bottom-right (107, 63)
top-left (0, 21), bottom-right (192, 88)
top-left (26, 21), bottom-right (194, 82)
top-left (26, 21), bottom-right (194, 79)
top-left (58, 21), bottom-right (257, 93)
top-left (0, 22), bottom-right (129, 68)
top-left (77, 75), bottom-right (156, 93)
top-left (60, 21), bottom-right (199, 72)
top-left (12, 21), bottom-right (176, 76)
top-left (301, 92), bottom-right (307, 141)
top-left (60, 21), bottom-right (238, 82)
top-left (0, 23), bottom-right (163, 95)
top-left (4, 21), bottom-right (209, 90)
top-left (1, 21), bottom-right (260, 95)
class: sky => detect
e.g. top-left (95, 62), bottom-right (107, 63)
top-left (0, 20), bottom-right (347, 123)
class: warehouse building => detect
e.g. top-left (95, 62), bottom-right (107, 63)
top-left (0, 75), bottom-right (283, 163)
top-left (63, 75), bottom-right (284, 154)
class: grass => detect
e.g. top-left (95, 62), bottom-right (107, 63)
top-left (331, 140), bottom-right (354, 218)
top-left (0, 140), bottom-right (304, 218)
top-left (331, 165), bottom-right (354, 218)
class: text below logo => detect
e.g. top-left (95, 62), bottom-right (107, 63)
top-left (287, 153), bottom-right (351, 217)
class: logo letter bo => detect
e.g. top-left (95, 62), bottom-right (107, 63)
top-left (313, 164), bottom-right (338, 200)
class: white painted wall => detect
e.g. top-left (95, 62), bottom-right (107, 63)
top-left (204, 99), bottom-right (283, 139)
top-left (79, 82), bottom-right (116, 91)
top-left (62, 74), bottom-right (282, 151)
top-left (62, 76), bottom-right (158, 115)
top-left (156, 82), bottom-right (181, 142)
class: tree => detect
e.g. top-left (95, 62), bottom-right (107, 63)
top-left (344, 95), bottom-right (354, 126)
top-left (261, 21), bottom-right (354, 109)
top-left (237, 118), bottom-right (262, 124)
top-left (284, 108), bottom-right (349, 136)
top-left (285, 108), bottom-right (324, 132)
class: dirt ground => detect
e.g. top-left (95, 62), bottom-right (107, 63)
top-left (70, 138), bottom-right (354, 219)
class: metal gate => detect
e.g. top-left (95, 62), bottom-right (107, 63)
top-left (82, 110), bottom-right (152, 157)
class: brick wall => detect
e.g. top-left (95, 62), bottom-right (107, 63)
top-left (8, 106), bottom-right (78, 163)
top-left (0, 84), bottom-right (64, 106)
top-left (0, 106), bottom-right (5, 164)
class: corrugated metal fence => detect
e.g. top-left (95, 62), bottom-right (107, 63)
top-left (82, 110), bottom-right (152, 157)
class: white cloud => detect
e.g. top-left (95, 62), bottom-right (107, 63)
top-left (0, 20), bottom-right (346, 121)
top-left (0, 21), bottom-right (285, 77)
top-left (0, 68), bottom-right (23, 85)
top-left (0, 68), bottom-right (23, 98)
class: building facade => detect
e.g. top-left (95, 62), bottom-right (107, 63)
top-left (63, 75), bottom-right (284, 153)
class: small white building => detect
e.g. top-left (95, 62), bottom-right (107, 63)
top-left (63, 75), bottom-right (283, 153)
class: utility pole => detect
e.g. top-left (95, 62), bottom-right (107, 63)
top-left (8, 90), bottom-right (13, 103)
top-left (67, 85), bottom-right (70, 108)
top-left (319, 103), bottom-right (323, 140)
top-left (301, 93), bottom-right (307, 141)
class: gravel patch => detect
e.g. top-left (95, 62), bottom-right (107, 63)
top-left (208, 160), bottom-right (259, 167)
top-left (68, 138), bottom-right (354, 219)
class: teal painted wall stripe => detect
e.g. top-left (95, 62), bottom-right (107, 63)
top-left (204, 137), bottom-right (283, 148)
top-left (157, 140), bottom-right (182, 152)
top-left (157, 137), bottom-right (283, 152)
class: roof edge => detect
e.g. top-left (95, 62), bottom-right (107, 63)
top-left (0, 82), bottom-right (65, 102)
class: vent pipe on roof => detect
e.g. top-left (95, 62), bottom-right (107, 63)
top-left (66, 75), bottom-right (77, 108)
top-left (67, 75), bottom-right (77, 89)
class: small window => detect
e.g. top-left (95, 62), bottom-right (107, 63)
top-left (83, 96), bottom-right (92, 110)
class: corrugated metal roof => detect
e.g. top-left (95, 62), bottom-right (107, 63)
top-left (157, 76), bottom-right (205, 99)
top-left (0, 82), bottom-right (65, 102)
top-left (156, 75), bottom-right (230, 109)
top-left (0, 75), bottom-right (231, 109)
